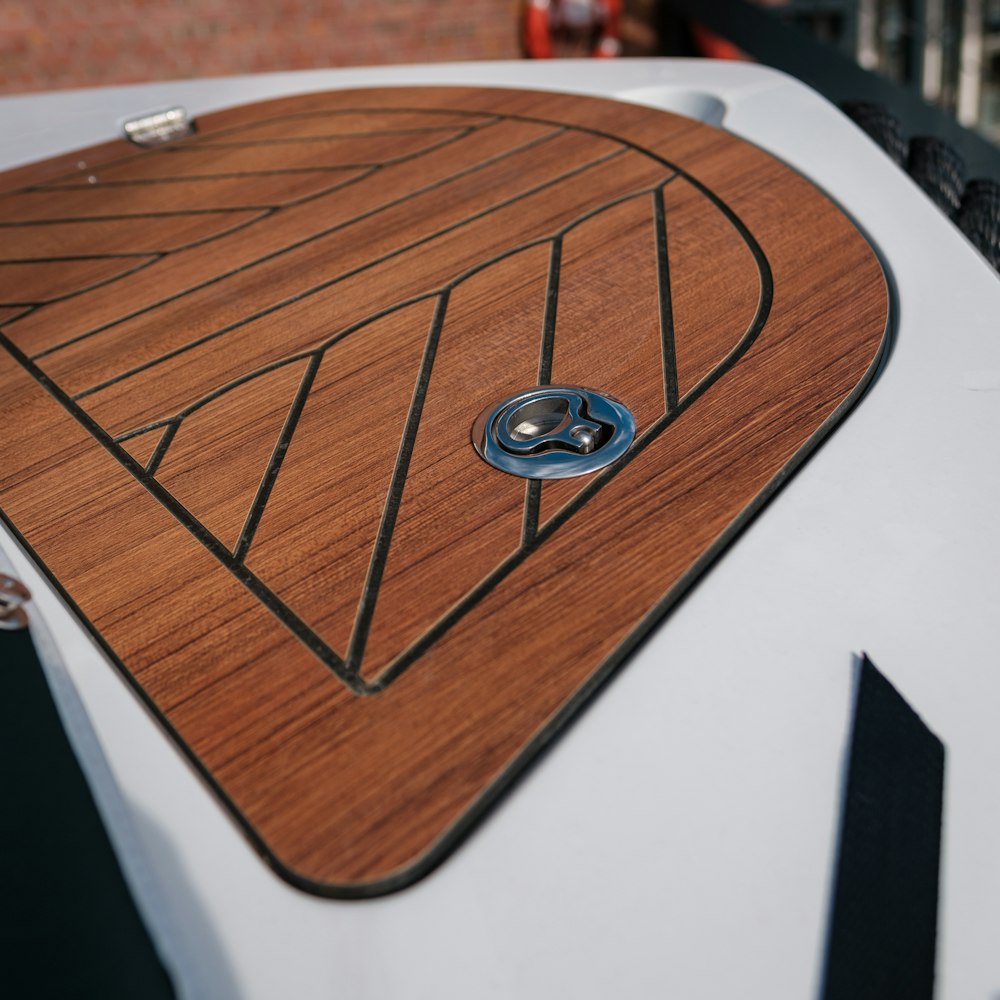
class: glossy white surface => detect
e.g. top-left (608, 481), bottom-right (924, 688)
top-left (2, 60), bottom-right (998, 999)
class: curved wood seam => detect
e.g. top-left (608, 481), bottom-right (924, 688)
top-left (38, 95), bottom-right (777, 398)
top-left (16, 102), bottom-right (709, 372)
top-left (22, 101), bottom-right (707, 375)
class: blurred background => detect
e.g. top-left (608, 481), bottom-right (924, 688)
top-left (2, 0), bottom-right (999, 146)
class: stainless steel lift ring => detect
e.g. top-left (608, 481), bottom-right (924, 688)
top-left (471, 385), bottom-right (636, 480)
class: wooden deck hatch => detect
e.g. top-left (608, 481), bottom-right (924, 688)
top-left (0, 86), bottom-right (890, 896)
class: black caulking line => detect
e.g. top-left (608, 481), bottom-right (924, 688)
top-left (346, 293), bottom-right (450, 675)
top-left (29, 127), bottom-right (476, 193)
top-left (144, 422), bottom-right (179, 477)
top-left (522, 234), bottom-right (563, 546)
top-left (38, 166), bottom-right (370, 188)
top-left (25, 127), bottom-right (472, 192)
top-left (2, 210), bottom-right (270, 278)
top-left (652, 185), bottom-right (679, 412)
top-left (0, 306), bottom-right (33, 326)
top-left (168, 112), bottom-right (502, 150)
top-left (0, 253), bottom-right (154, 262)
top-left (0, 208), bottom-right (262, 226)
top-left (537, 236), bottom-right (562, 386)
top-left (0, 255), bottom-right (161, 311)
top-left (70, 144), bottom-right (624, 400)
top-left (233, 353), bottom-right (321, 564)
top-left (150, 209), bottom-right (274, 255)
top-left (166, 124), bottom-right (497, 150)
top-left (168, 128), bottom-right (480, 150)
top-left (522, 480), bottom-right (542, 546)
top-left (35, 124), bottom-right (560, 363)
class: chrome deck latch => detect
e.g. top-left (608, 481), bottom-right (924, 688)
top-left (122, 107), bottom-right (194, 146)
top-left (472, 385), bottom-right (635, 480)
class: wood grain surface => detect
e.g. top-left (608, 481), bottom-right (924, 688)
top-left (0, 86), bottom-right (890, 895)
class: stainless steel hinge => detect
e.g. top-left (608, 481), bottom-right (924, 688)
top-left (0, 574), bottom-right (30, 631)
top-left (122, 106), bottom-right (194, 147)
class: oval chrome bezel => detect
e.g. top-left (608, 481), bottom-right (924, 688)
top-left (471, 385), bottom-right (636, 480)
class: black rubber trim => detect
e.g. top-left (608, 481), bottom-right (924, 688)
top-left (1, 627), bottom-right (175, 999)
top-left (821, 654), bottom-right (945, 1000)
top-left (840, 101), bottom-right (908, 168)
top-left (908, 136), bottom-right (966, 218)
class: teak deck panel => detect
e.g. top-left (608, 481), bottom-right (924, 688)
top-left (0, 87), bottom-right (890, 896)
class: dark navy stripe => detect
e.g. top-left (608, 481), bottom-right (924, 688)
top-left (822, 654), bottom-right (945, 1000)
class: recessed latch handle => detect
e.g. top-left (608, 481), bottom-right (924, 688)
top-left (472, 385), bottom-right (635, 480)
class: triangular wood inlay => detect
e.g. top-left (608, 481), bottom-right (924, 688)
top-left (155, 359), bottom-right (311, 553)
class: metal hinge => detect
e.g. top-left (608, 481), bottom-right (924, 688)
top-left (0, 574), bottom-right (30, 631)
top-left (122, 106), bottom-right (194, 147)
